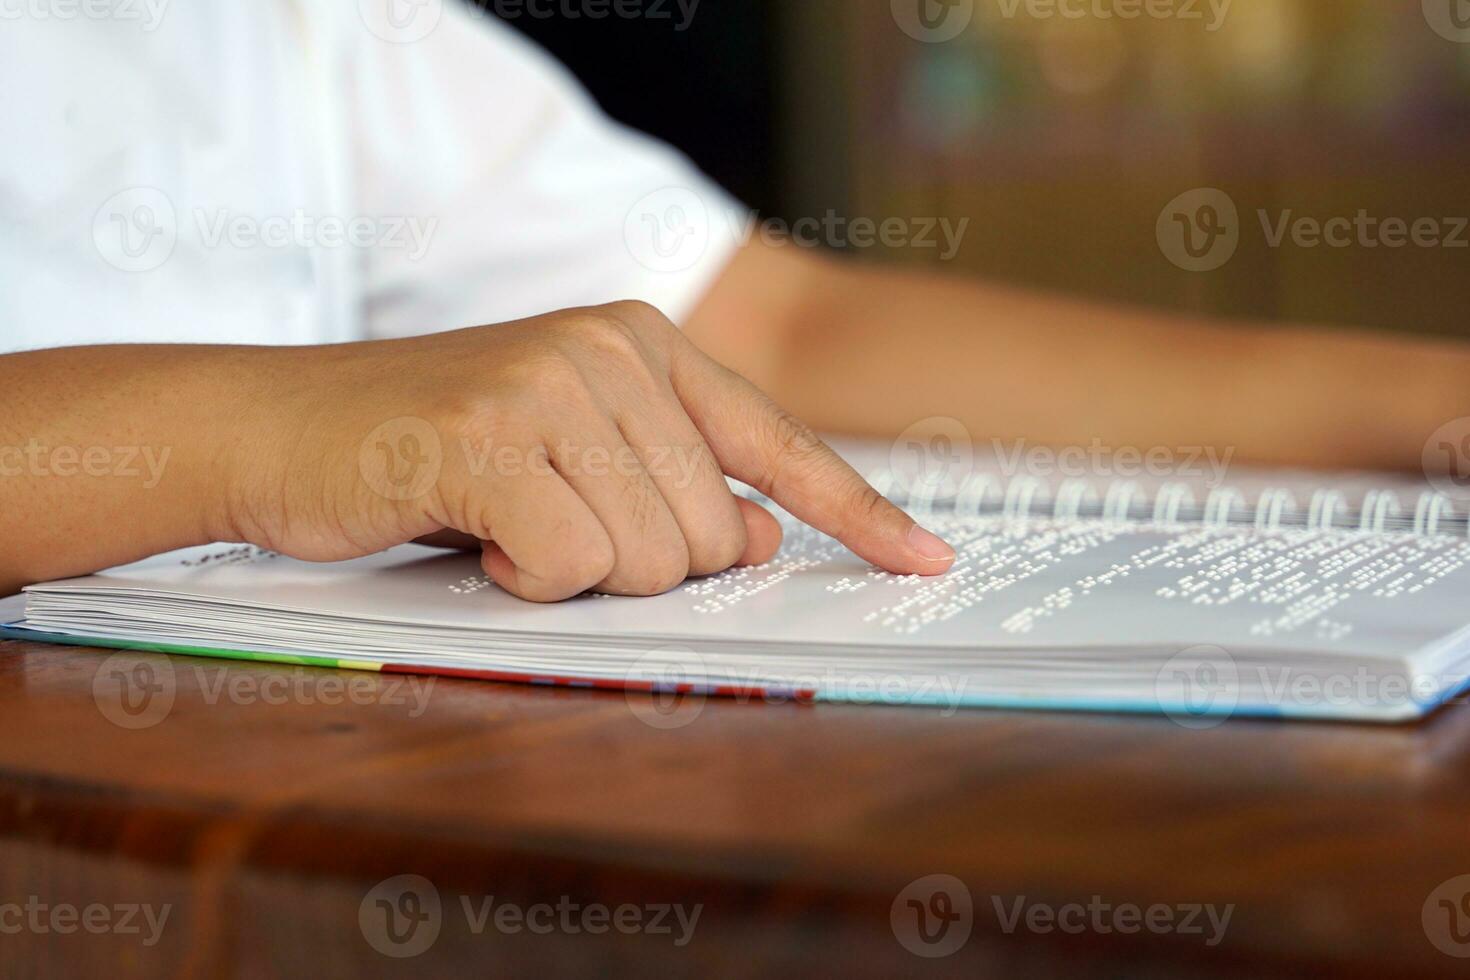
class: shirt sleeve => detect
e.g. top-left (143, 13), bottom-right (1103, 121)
top-left (344, 2), bottom-right (745, 338)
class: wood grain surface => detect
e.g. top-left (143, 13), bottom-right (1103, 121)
top-left (3, 639), bottom-right (1469, 978)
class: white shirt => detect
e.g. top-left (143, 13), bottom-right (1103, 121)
top-left (0, 0), bottom-right (743, 354)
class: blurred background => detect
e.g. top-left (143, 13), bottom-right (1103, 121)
top-left (489, 0), bottom-right (1470, 338)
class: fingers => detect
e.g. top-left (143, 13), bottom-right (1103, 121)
top-left (413, 529), bottom-right (480, 551)
top-left (614, 386), bottom-right (750, 577)
top-left (548, 414), bottom-right (692, 596)
top-left (735, 497), bottom-right (783, 566)
top-left (452, 447), bottom-right (616, 603)
top-left (669, 345), bottom-right (956, 576)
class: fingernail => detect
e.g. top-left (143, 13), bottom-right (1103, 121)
top-left (907, 524), bottom-right (956, 564)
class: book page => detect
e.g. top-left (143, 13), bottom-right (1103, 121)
top-left (28, 516), bottom-right (1470, 662)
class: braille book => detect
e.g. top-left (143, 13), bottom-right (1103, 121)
top-left (8, 463), bottom-right (1470, 724)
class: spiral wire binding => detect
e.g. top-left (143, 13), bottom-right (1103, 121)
top-left (870, 470), bottom-right (1470, 538)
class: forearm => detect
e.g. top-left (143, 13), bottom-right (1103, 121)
top-left (690, 243), bottom-right (1470, 471)
top-left (0, 345), bottom-right (269, 594)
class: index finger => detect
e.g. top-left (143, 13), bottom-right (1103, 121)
top-left (670, 345), bottom-right (956, 576)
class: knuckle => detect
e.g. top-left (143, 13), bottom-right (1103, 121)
top-left (686, 521), bottom-right (746, 576)
top-left (850, 481), bottom-right (893, 525)
top-left (527, 532), bottom-right (614, 600)
top-left (478, 349), bottom-right (592, 416)
top-left (555, 540), bottom-right (617, 595)
top-left (605, 551), bottom-right (690, 597)
top-left (619, 475), bottom-right (667, 535)
top-left (752, 406), bottom-right (828, 496)
top-left (557, 309), bottom-right (647, 362)
top-left (598, 299), bottom-right (671, 333)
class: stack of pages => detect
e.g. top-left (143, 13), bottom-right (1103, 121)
top-left (8, 461), bottom-right (1470, 722)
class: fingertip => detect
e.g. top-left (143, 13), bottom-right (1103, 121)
top-left (481, 541), bottom-right (585, 603)
top-left (479, 541), bottom-right (524, 596)
top-left (735, 497), bottom-right (783, 566)
top-left (906, 523), bottom-right (956, 568)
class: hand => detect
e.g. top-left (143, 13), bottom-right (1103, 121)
top-left (230, 301), bottom-right (956, 602)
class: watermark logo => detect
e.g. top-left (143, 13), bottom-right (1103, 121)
top-left (890, 417), bottom-right (976, 498)
top-left (0, 898), bottom-right (171, 946)
top-left (1157, 188), bottom-right (1239, 273)
top-left (0, 441), bottom-right (171, 488)
top-left (624, 187), bottom-right (712, 274)
top-left (625, 189), bottom-right (969, 272)
top-left (194, 667), bottom-right (435, 717)
top-left (359, 417), bottom-right (444, 502)
top-left (1425, 875), bottom-right (1470, 957)
top-left (194, 209), bottom-right (437, 261)
top-left (1423, 418), bottom-right (1470, 504)
top-left (1154, 645), bottom-right (1238, 729)
top-left (359, 876), bottom-right (702, 955)
top-left (0, 0), bottom-right (170, 31)
top-left (358, 0), bottom-right (442, 43)
top-left (891, 874), bottom-right (974, 958)
top-left (475, 0), bottom-right (701, 31)
top-left (892, 0), bottom-right (975, 43)
top-left (92, 653), bottom-right (177, 730)
top-left (1424, 0), bottom-right (1470, 43)
top-left (992, 0), bottom-right (1232, 32)
top-left (1161, 188), bottom-right (1467, 271)
top-left (93, 187), bottom-right (177, 273)
top-left (993, 439), bottom-right (1234, 487)
top-left (992, 895), bottom-right (1232, 946)
top-left (625, 646), bottom-right (709, 730)
top-left (360, 875), bottom-right (443, 958)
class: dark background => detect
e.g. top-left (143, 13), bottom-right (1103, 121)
top-left (481, 0), bottom-right (1470, 339)
top-left (481, 0), bottom-right (783, 212)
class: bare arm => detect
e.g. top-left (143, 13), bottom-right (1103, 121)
top-left (0, 304), bottom-right (953, 596)
top-left (0, 345), bottom-right (256, 595)
top-left (686, 242), bottom-right (1470, 471)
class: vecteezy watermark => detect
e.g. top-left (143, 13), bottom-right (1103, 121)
top-left (93, 187), bottom-right (178, 274)
top-left (891, 0), bottom-right (976, 43)
top-left (1154, 647), bottom-right (1470, 729)
top-left (1156, 188), bottom-right (1240, 273)
top-left (891, 875), bottom-right (974, 958)
top-left (194, 209), bottom-right (437, 262)
top-left (193, 666), bottom-right (435, 718)
top-left (1424, 875), bottom-right (1470, 958)
top-left (461, 438), bottom-right (713, 489)
top-left (890, 876), bottom-right (1233, 957)
top-left (1423, 417), bottom-right (1470, 505)
top-left (1424, 0), bottom-right (1470, 44)
top-left (92, 188), bottom-right (438, 273)
top-left (358, 0), bottom-right (443, 43)
top-left (0, 897), bottom-right (171, 947)
top-left (994, 439), bottom-right (1236, 487)
top-left (0, 440), bottom-right (171, 489)
top-left (360, 876), bottom-right (443, 958)
top-left (0, 0), bottom-right (170, 31)
top-left (1160, 188), bottom-right (1469, 272)
top-left (890, 417), bottom-right (976, 499)
top-left (92, 654), bottom-right (177, 730)
top-left (359, 417), bottom-right (445, 502)
top-left (91, 653), bottom-right (436, 730)
top-left (623, 659), bottom-right (974, 729)
top-left (1154, 645), bottom-right (1239, 730)
top-left (473, 0), bottom-right (701, 31)
top-left (359, 875), bottom-right (702, 958)
top-left (358, 418), bottom-right (722, 502)
top-left (625, 646), bottom-right (712, 731)
top-left (991, 895), bottom-right (1233, 946)
top-left (624, 187), bottom-right (970, 273)
top-left (991, 0), bottom-right (1232, 31)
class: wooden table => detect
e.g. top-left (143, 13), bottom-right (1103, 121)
top-left (3, 638), bottom-right (1470, 978)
